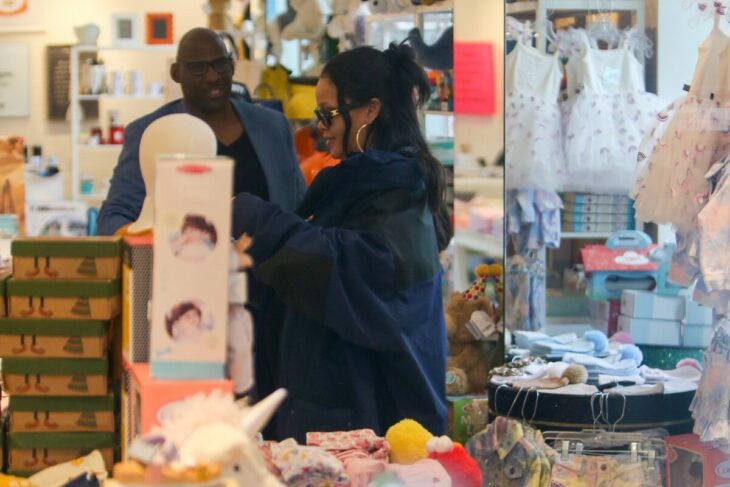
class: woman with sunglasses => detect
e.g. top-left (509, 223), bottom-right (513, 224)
top-left (233, 42), bottom-right (451, 441)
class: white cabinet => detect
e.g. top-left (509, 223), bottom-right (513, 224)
top-left (69, 45), bottom-right (177, 202)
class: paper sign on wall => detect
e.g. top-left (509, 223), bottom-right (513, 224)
top-left (0, 44), bottom-right (29, 117)
top-left (454, 42), bottom-right (495, 115)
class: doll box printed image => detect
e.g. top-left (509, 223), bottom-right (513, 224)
top-left (150, 157), bottom-right (232, 380)
top-left (8, 395), bottom-right (115, 433)
top-left (447, 395), bottom-right (488, 445)
top-left (2, 357), bottom-right (108, 396)
top-left (12, 237), bottom-right (122, 280)
top-left (0, 319), bottom-right (109, 358)
top-left (7, 432), bottom-right (114, 475)
top-left (6, 278), bottom-right (121, 320)
top-left (122, 235), bottom-right (153, 364)
top-left (125, 361), bottom-right (233, 441)
top-left (666, 433), bottom-right (730, 486)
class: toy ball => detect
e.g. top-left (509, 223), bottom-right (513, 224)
top-left (385, 419), bottom-right (434, 465)
top-left (609, 331), bottom-right (635, 345)
top-left (562, 364), bottom-right (588, 384)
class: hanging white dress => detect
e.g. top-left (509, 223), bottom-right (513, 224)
top-left (562, 30), bottom-right (665, 194)
top-left (505, 20), bottom-right (566, 192)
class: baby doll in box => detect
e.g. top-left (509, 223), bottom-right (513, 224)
top-left (446, 264), bottom-right (503, 396)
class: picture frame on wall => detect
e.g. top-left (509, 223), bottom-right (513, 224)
top-left (146, 13), bottom-right (173, 45)
top-left (111, 13), bottom-right (141, 47)
top-left (0, 0), bottom-right (45, 32)
top-left (0, 44), bottom-right (30, 117)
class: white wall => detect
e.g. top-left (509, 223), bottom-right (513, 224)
top-left (454, 0), bottom-right (503, 167)
top-left (0, 0), bottom-right (211, 197)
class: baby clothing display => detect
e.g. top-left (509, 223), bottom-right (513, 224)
top-left (563, 353), bottom-right (639, 383)
top-left (305, 429), bottom-right (391, 460)
top-left (550, 453), bottom-right (662, 487)
top-left (270, 439), bottom-right (350, 486)
top-left (505, 253), bottom-right (546, 332)
top-left (465, 416), bottom-right (553, 487)
top-left (562, 27), bottom-right (665, 194)
top-left (505, 17), bottom-right (566, 192)
top-left (691, 319), bottom-right (730, 452)
top-left (631, 15), bottom-right (730, 234)
top-left (507, 189), bottom-right (563, 254)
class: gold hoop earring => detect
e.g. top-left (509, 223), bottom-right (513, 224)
top-left (355, 123), bottom-right (368, 152)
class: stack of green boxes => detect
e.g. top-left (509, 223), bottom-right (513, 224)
top-left (0, 238), bottom-right (122, 476)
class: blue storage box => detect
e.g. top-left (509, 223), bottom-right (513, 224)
top-left (581, 231), bottom-right (658, 300)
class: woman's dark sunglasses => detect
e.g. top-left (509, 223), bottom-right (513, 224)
top-left (178, 56), bottom-right (233, 77)
top-left (314, 103), bottom-right (359, 128)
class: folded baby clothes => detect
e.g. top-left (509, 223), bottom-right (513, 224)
top-left (530, 339), bottom-right (595, 358)
top-left (598, 374), bottom-right (645, 385)
top-left (639, 365), bottom-right (703, 384)
top-left (385, 459), bottom-right (452, 486)
top-left (563, 354), bottom-right (639, 383)
top-left (306, 429), bottom-right (390, 460)
top-left (271, 439), bottom-right (349, 486)
top-left (344, 457), bottom-right (387, 487)
top-left (514, 331), bottom-right (577, 349)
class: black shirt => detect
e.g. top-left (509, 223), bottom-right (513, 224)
top-left (217, 130), bottom-right (270, 201)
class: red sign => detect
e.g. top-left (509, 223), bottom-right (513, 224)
top-left (454, 42), bottom-right (495, 115)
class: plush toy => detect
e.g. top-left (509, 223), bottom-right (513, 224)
top-left (426, 436), bottom-right (482, 487)
top-left (327, 0), bottom-right (363, 52)
top-left (408, 26), bottom-right (453, 70)
top-left (385, 419), bottom-right (433, 465)
top-left (445, 264), bottom-right (502, 395)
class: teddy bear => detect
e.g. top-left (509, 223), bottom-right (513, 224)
top-left (445, 264), bottom-right (503, 396)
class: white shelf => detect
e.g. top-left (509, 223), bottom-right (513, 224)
top-left (506, 1), bottom-right (537, 14)
top-left (79, 191), bottom-right (108, 201)
top-left (77, 94), bottom-right (164, 101)
top-left (364, 0), bottom-right (452, 22)
top-left (79, 144), bottom-right (123, 151)
top-left (423, 110), bottom-right (454, 116)
top-left (561, 232), bottom-right (614, 240)
top-left (454, 176), bottom-right (502, 196)
top-left (453, 229), bottom-right (503, 256)
top-left (73, 44), bottom-right (178, 53)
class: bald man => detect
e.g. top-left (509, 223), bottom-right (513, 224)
top-left (98, 28), bottom-right (305, 235)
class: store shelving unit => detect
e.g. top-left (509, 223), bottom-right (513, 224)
top-left (69, 44), bottom-right (177, 202)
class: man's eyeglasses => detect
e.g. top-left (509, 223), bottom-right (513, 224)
top-left (314, 103), bottom-right (359, 128)
top-left (177, 56), bottom-right (233, 77)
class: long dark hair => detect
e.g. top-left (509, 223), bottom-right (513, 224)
top-left (320, 43), bottom-right (452, 251)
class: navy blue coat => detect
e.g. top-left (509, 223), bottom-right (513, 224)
top-left (232, 149), bottom-right (448, 441)
top-left (97, 98), bottom-right (305, 235)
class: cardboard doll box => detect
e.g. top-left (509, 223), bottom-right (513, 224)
top-left (124, 360), bottom-right (232, 447)
top-left (562, 192), bottom-right (632, 206)
top-left (122, 235), bottom-right (153, 364)
top-left (562, 220), bottom-right (636, 233)
top-left (150, 157), bottom-right (232, 380)
top-left (6, 278), bottom-right (121, 320)
top-left (621, 290), bottom-right (715, 325)
top-left (666, 433), bottom-right (730, 486)
top-left (7, 432), bottom-right (114, 476)
top-left (562, 212), bottom-right (635, 224)
top-left (12, 237), bottom-right (122, 280)
top-left (2, 358), bottom-right (108, 397)
top-left (563, 201), bottom-right (634, 215)
top-left (0, 319), bottom-right (109, 359)
top-left (8, 395), bottom-right (115, 433)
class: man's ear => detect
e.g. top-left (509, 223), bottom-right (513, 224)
top-left (170, 62), bottom-right (181, 84)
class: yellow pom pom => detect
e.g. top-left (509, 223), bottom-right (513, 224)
top-left (475, 264), bottom-right (491, 278)
top-left (385, 419), bottom-right (434, 464)
top-left (489, 263), bottom-right (503, 277)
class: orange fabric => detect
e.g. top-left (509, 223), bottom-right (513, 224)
top-left (294, 126), bottom-right (316, 161)
top-left (300, 152), bottom-right (340, 186)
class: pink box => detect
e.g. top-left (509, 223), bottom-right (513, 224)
top-left (123, 358), bottom-right (233, 451)
top-left (666, 433), bottom-right (730, 486)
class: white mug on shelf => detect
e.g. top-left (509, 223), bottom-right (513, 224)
top-left (126, 70), bottom-right (143, 96)
top-left (109, 71), bottom-right (124, 96)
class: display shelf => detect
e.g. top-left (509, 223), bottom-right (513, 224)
top-left (506, 1), bottom-right (537, 15)
top-left (77, 94), bottom-right (165, 101)
top-left (79, 191), bottom-right (108, 201)
top-left (454, 176), bottom-right (502, 197)
top-left (79, 144), bottom-right (124, 152)
top-left (453, 229), bottom-right (503, 257)
top-left (423, 110), bottom-right (454, 116)
top-left (73, 45), bottom-right (178, 54)
top-left (364, 0), bottom-right (453, 22)
top-left (561, 231), bottom-right (614, 240)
